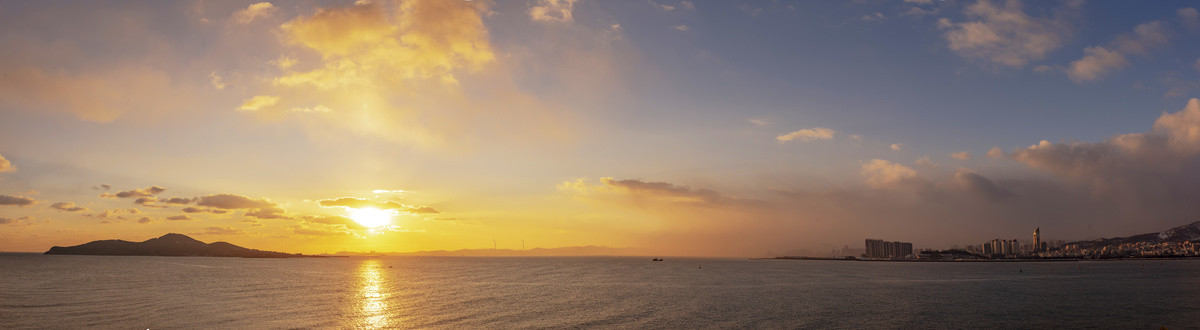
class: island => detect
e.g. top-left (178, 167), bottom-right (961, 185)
top-left (44, 233), bottom-right (317, 258)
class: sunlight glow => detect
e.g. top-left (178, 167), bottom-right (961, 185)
top-left (349, 208), bottom-right (392, 229)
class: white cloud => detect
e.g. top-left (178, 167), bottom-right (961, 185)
top-left (0, 153), bottom-right (15, 173)
top-left (986, 147), bottom-right (1006, 158)
top-left (673, 25), bottom-right (689, 32)
top-left (862, 12), bottom-right (884, 22)
top-left (915, 156), bottom-right (937, 167)
top-left (237, 95), bottom-right (279, 112)
top-left (530, 0), bottom-right (577, 23)
top-left (890, 143), bottom-right (903, 151)
top-left (1179, 7), bottom-right (1199, 32)
top-left (1067, 46), bottom-right (1128, 83)
top-left (209, 72), bottom-right (225, 90)
top-left (777, 127), bottom-right (835, 143)
top-left (861, 159), bottom-right (919, 189)
top-left (747, 118), bottom-right (770, 126)
top-left (938, 0), bottom-right (1077, 68)
top-left (231, 2), bottom-right (276, 24)
top-left (951, 151), bottom-right (973, 160)
top-left (1067, 21), bottom-right (1169, 83)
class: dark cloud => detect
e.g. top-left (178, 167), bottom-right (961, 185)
top-left (0, 216), bottom-right (34, 225)
top-left (167, 215), bottom-right (193, 221)
top-left (49, 202), bottom-right (87, 212)
top-left (101, 186), bottom-right (167, 198)
top-left (954, 172), bottom-right (1015, 202)
top-left (137, 217), bottom-right (153, 224)
top-left (134, 197), bottom-right (169, 208)
top-left (245, 207), bottom-right (290, 219)
top-left (85, 209), bottom-right (138, 220)
top-left (182, 206), bottom-right (228, 214)
top-left (195, 193), bottom-right (277, 209)
top-left (0, 195), bottom-right (36, 207)
top-left (92, 184), bottom-right (112, 191)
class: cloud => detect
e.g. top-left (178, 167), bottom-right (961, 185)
top-left (905, 0), bottom-right (934, 4)
top-left (101, 186), bottom-right (166, 199)
top-left (93, 184), bottom-right (112, 191)
top-left (0, 153), bottom-right (15, 173)
top-left (529, 0), bottom-right (577, 23)
top-left (182, 207), bottom-right (228, 214)
top-left (243, 0), bottom-right (574, 149)
top-left (0, 216), bottom-right (34, 225)
top-left (237, 95), bottom-right (279, 112)
top-left (951, 151), bottom-right (973, 160)
top-left (193, 193), bottom-right (287, 219)
top-left (316, 197), bottom-right (441, 214)
top-left (860, 159), bottom-right (921, 189)
top-left (891, 143), bottom-right (903, 151)
top-left (1008, 98), bottom-right (1200, 221)
top-left (167, 215), bottom-right (194, 221)
top-left (938, 0), bottom-right (1078, 68)
top-left (954, 171), bottom-right (1014, 201)
top-left (0, 195), bottom-right (36, 207)
top-left (209, 72), bottom-right (226, 90)
top-left (747, 118), bottom-right (770, 126)
top-left (1067, 21), bottom-right (1169, 83)
top-left (776, 127), bottom-right (835, 143)
top-left (652, 1), bottom-right (675, 11)
top-left (49, 202), bottom-right (87, 212)
top-left (560, 177), bottom-right (755, 208)
top-left (246, 207), bottom-right (290, 219)
top-left (915, 156), bottom-right (937, 167)
top-left (673, 25), bottom-right (690, 31)
top-left (292, 226), bottom-right (350, 237)
top-left (987, 147), bottom-right (1006, 158)
top-left (196, 226), bottom-right (244, 235)
top-left (231, 2), bottom-right (276, 24)
top-left (85, 208), bottom-right (139, 220)
top-left (862, 12), bottom-right (885, 22)
top-left (1178, 7), bottom-right (1199, 32)
top-left (195, 194), bottom-right (277, 209)
top-left (137, 217), bottom-right (154, 224)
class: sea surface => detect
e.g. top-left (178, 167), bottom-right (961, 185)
top-left (3, 254), bottom-right (1200, 328)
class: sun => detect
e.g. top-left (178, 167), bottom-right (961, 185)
top-left (348, 207), bottom-right (392, 229)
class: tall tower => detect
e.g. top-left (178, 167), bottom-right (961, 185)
top-left (1033, 227), bottom-right (1041, 252)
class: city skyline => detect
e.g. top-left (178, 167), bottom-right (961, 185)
top-left (3, 0), bottom-right (1200, 256)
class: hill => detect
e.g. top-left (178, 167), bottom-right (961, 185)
top-left (44, 233), bottom-right (312, 258)
top-left (1065, 221), bottom-right (1200, 250)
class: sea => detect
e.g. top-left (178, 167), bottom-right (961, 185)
top-left (3, 254), bottom-right (1200, 329)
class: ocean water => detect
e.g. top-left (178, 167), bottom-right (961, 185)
top-left (3, 254), bottom-right (1200, 328)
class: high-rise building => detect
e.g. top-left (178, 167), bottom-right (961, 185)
top-left (865, 239), bottom-right (912, 259)
top-left (1033, 227), bottom-right (1041, 252)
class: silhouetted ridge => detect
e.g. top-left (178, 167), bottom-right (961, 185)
top-left (44, 233), bottom-right (312, 258)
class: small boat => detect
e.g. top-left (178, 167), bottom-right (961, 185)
top-left (651, 258), bottom-right (663, 261)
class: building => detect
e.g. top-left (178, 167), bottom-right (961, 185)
top-left (1033, 227), bottom-right (1041, 252)
top-left (865, 239), bottom-right (913, 259)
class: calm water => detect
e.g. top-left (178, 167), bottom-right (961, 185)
top-left (3, 254), bottom-right (1200, 328)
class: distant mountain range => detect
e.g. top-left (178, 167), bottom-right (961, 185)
top-left (1066, 221), bottom-right (1200, 250)
top-left (334, 245), bottom-right (645, 257)
top-left (44, 233), bottom-right (313, 258)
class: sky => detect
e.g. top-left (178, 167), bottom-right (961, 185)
top-left (2, 0), bottom-right (1200, 256)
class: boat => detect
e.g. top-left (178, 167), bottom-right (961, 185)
top-left (651, 258), bottom-right (663, 261)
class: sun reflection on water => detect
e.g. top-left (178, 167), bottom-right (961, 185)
top-left (357, 258), bottom-right (389, 328)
